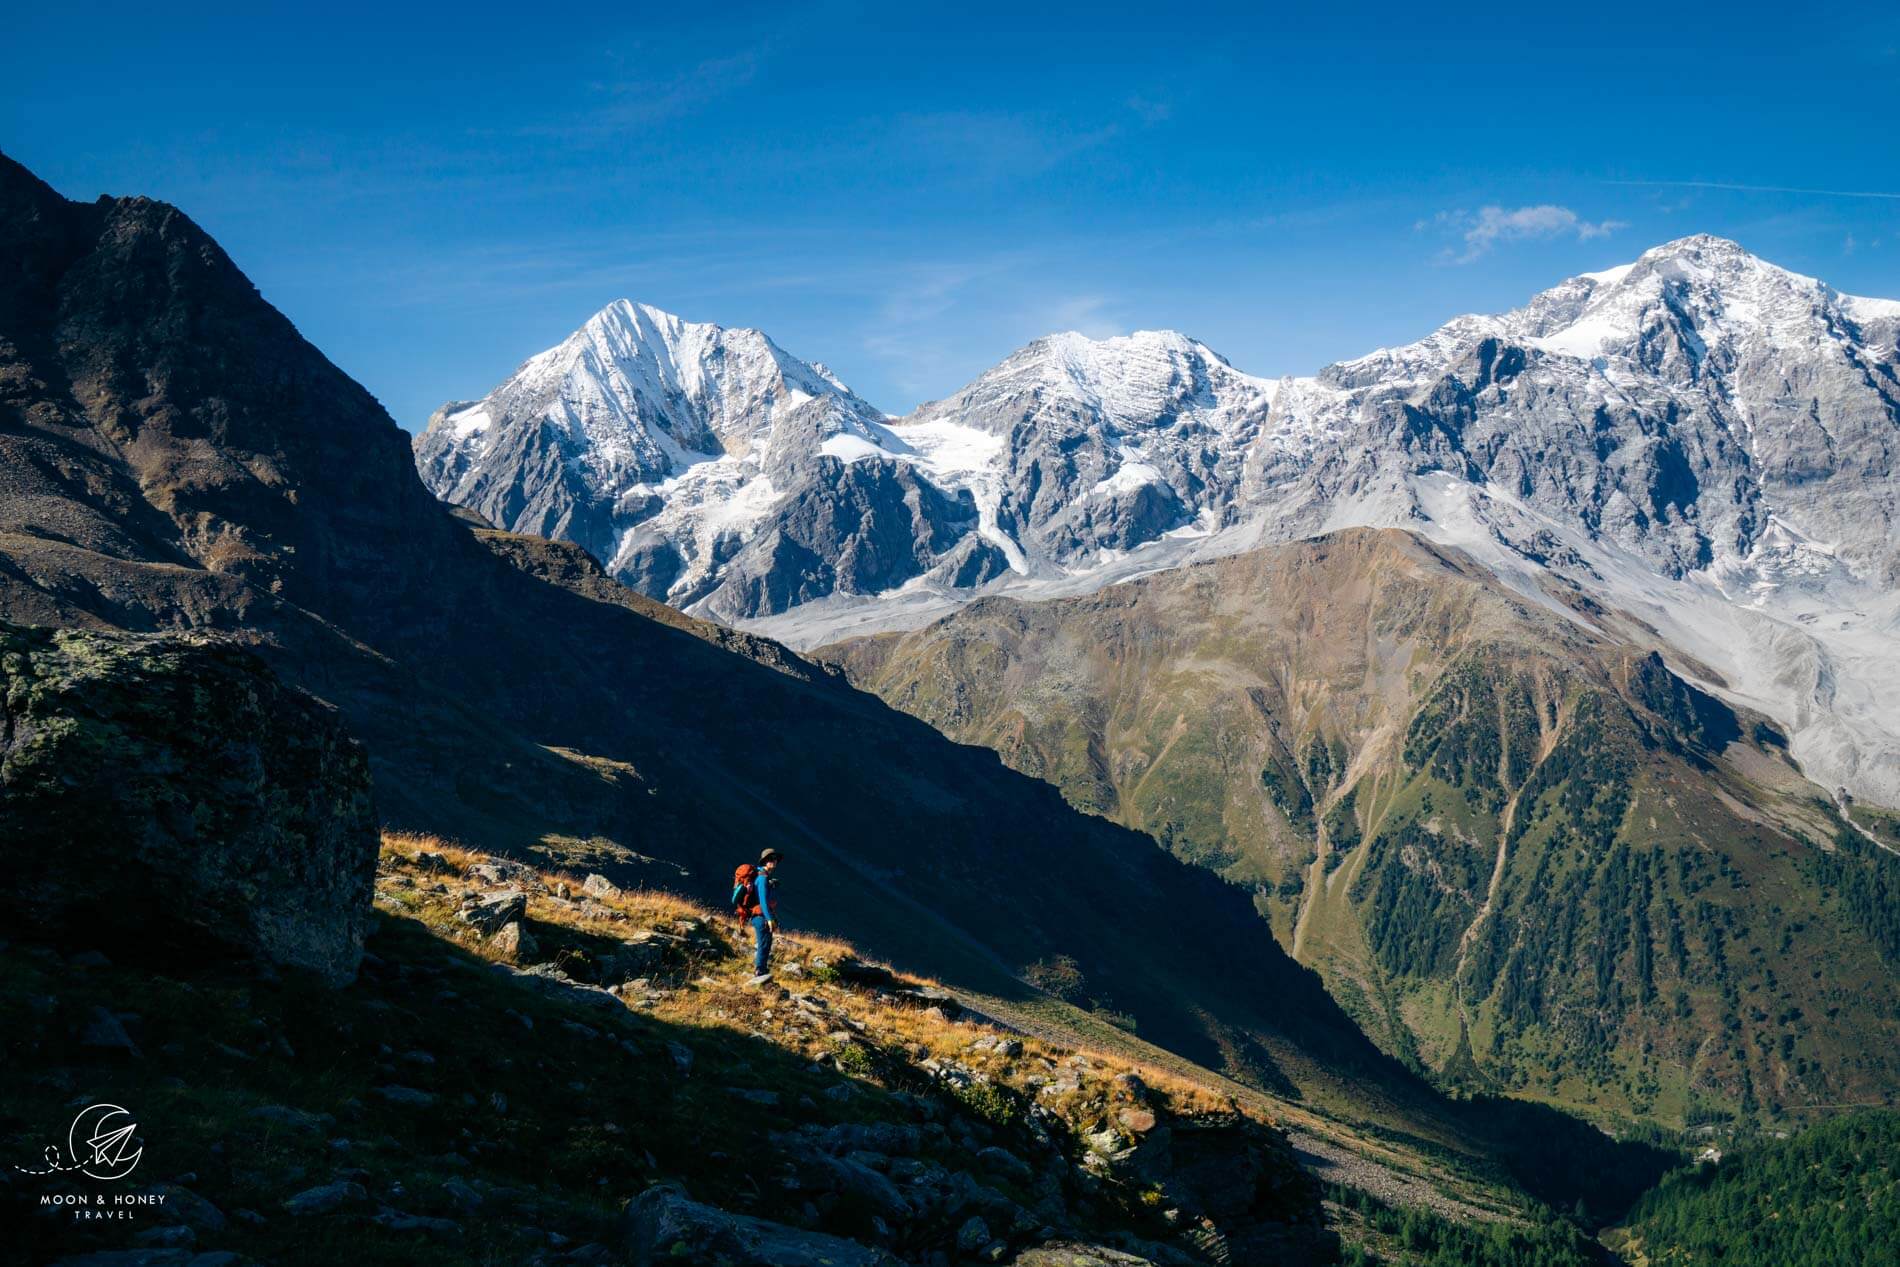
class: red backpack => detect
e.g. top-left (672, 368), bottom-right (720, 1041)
top-left (732, 863), bottom-right (762, 920)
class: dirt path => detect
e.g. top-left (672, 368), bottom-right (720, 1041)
top-left (1835, 789), bottom-right (1900, 858)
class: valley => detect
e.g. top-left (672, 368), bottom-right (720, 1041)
top-left (4, 139), bottom-right (1896, 1267)
top-left (821, 530), bottom-right (1900, 1126)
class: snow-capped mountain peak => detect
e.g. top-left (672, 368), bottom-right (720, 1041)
top-left (412, 302), bottom-right (896, 607)
top-left (416, 300), bottom-right (882, 495)
top-left (414, 247), bottom-right (1900, 807)
top-left (1513, 234), bottom-right (1863, 363)
top-left (916, 327), bottom-right (1280, 439)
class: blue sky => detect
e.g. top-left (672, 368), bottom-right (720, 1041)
top-left (5, 2), bottom-right (1898, 426)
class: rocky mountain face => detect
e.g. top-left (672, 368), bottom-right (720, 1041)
top-left (0, 621), bottom-right (377, 985)
top-left (416, 318), bottom-right (1276, 622)
top-left (825, 530), bottom-right (1900, 1124)
top-left (413, 299), bottom-right (986, 617)
top-left (1235, 236), bottom-right (1900, 807)
top-left (417, 239), bottom-right (1900, 809)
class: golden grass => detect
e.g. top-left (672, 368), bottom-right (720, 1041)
top-left (376, 832), bottom-right (1254, 1131)
top-left (381, 830), bottom-right (485, 871)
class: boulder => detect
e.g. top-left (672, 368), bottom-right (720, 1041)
top-left (581, 873), bottom-right (622, 900)
top-left (487, 920), bottom-right (535, 961)
top-left (466, 860), bottom-right (532, 887)
top-left (783, 1150), bottom-right (911, 1225)
top-left (957, 1215), bottom-right (993, 1252)
top-left (496, 963), bottom-right (625, 1013)
top-left (1116, 1108), bottom-right (1158, 1135)
top-left (0, 624), bottom-right (377, 986)
top-left (80, 1006), bottom-right (141, 1056)
top-left (248, 1105), bottom-right (330, 1134)
top-left (146, 1184), bottom-right (227, 1234)
top-left (281, 1180), bottom-right (367, 1216)
top-left (370, 1205), bottom-right (462, 1237)
top-left (458, 889), bottom-right (527, 935)
top-left (976, 1146), bottom-right (1034, 1183)
top-left (620, 1183), bottom-right (901, 1267)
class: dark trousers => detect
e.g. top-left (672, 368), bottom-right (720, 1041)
top-left (750, 916), bottom-right (773, 975)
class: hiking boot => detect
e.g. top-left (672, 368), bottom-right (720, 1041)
top-left (748, 972), bottom-right (772, 985)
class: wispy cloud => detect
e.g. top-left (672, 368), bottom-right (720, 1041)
top-left (1427, 204), bottom-right (1628, 264)
top-left (1037, 294), bottom-right (1122, 339)
top-left (511, 48), bottom-right (765, 141)
top-left (1606, 179), bottom-right (1900, 201)
top-left (859, 254), bottom-right (1038, 397)
top-left (879, 111), bottom-right (1122, 185)
top-left (1126, 94), bottom-right (1173, 124)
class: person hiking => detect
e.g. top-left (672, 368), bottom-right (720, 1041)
top-left (732, 848), bottom-right (782, 983)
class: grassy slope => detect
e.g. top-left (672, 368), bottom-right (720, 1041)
top-left (1, 836), bottom-right (1322, 1265)
top-left (822, 530), bottom-right (1900, 1127)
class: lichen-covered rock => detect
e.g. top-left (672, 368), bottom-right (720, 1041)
top-left (0, 622), bottom-right (376, 985)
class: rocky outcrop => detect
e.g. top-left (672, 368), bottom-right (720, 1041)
top-left (0, 622), bottom-right (377, 984)
top-left (621, 1184), bottom-right (903, 1267)
top-left (692, 457), bottom-right (980, 619)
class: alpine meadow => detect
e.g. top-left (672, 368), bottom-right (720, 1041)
top-left (4, 6), bottom-right (1898, 1266)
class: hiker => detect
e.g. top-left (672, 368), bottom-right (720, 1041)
top-left (732, 848), bottom-right (782, 983)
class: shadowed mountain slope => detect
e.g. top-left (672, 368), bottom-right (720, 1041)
top-left (0, 149), bottom-right (1463, 1150)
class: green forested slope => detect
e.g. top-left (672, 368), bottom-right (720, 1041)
top-left (1610, 1112), bottom-right (1900, 1266)
top-left (825, 531), bottom-right (1900, 1125)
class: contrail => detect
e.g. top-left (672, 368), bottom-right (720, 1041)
top-left (1607, 179), bottom-right (1900, 201)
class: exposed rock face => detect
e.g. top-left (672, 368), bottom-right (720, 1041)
top-left (410, 299), bottom-right (964, 617)
top-left (415, 313), bottom-right (1272, 619)
top-left (899, 329), bottom-right (1273, 563)
top-left (1249, 238), bottom-right (1900, 582)
top-left (0, 622), bottom-right (376, 984)
top-left (694, 457), bottom-right (980, 622)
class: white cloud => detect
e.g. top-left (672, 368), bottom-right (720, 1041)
top-left (1126, 95), bottom-right (1173, 124)
top-left (1039, 294), bottom-right (1121, 339)
top-left (1434, 204), bottom-right (1629, 263)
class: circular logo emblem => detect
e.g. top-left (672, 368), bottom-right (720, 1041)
top-left (69, 1104), bottom-right (142, 1181)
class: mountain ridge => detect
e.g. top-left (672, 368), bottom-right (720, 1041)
top-left (412, 239), bottom-right (1900, 813)
top-left (412, 235), bottom-right (1900, 807)
top-left (0, 145), bottom-right (1508, 1160)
